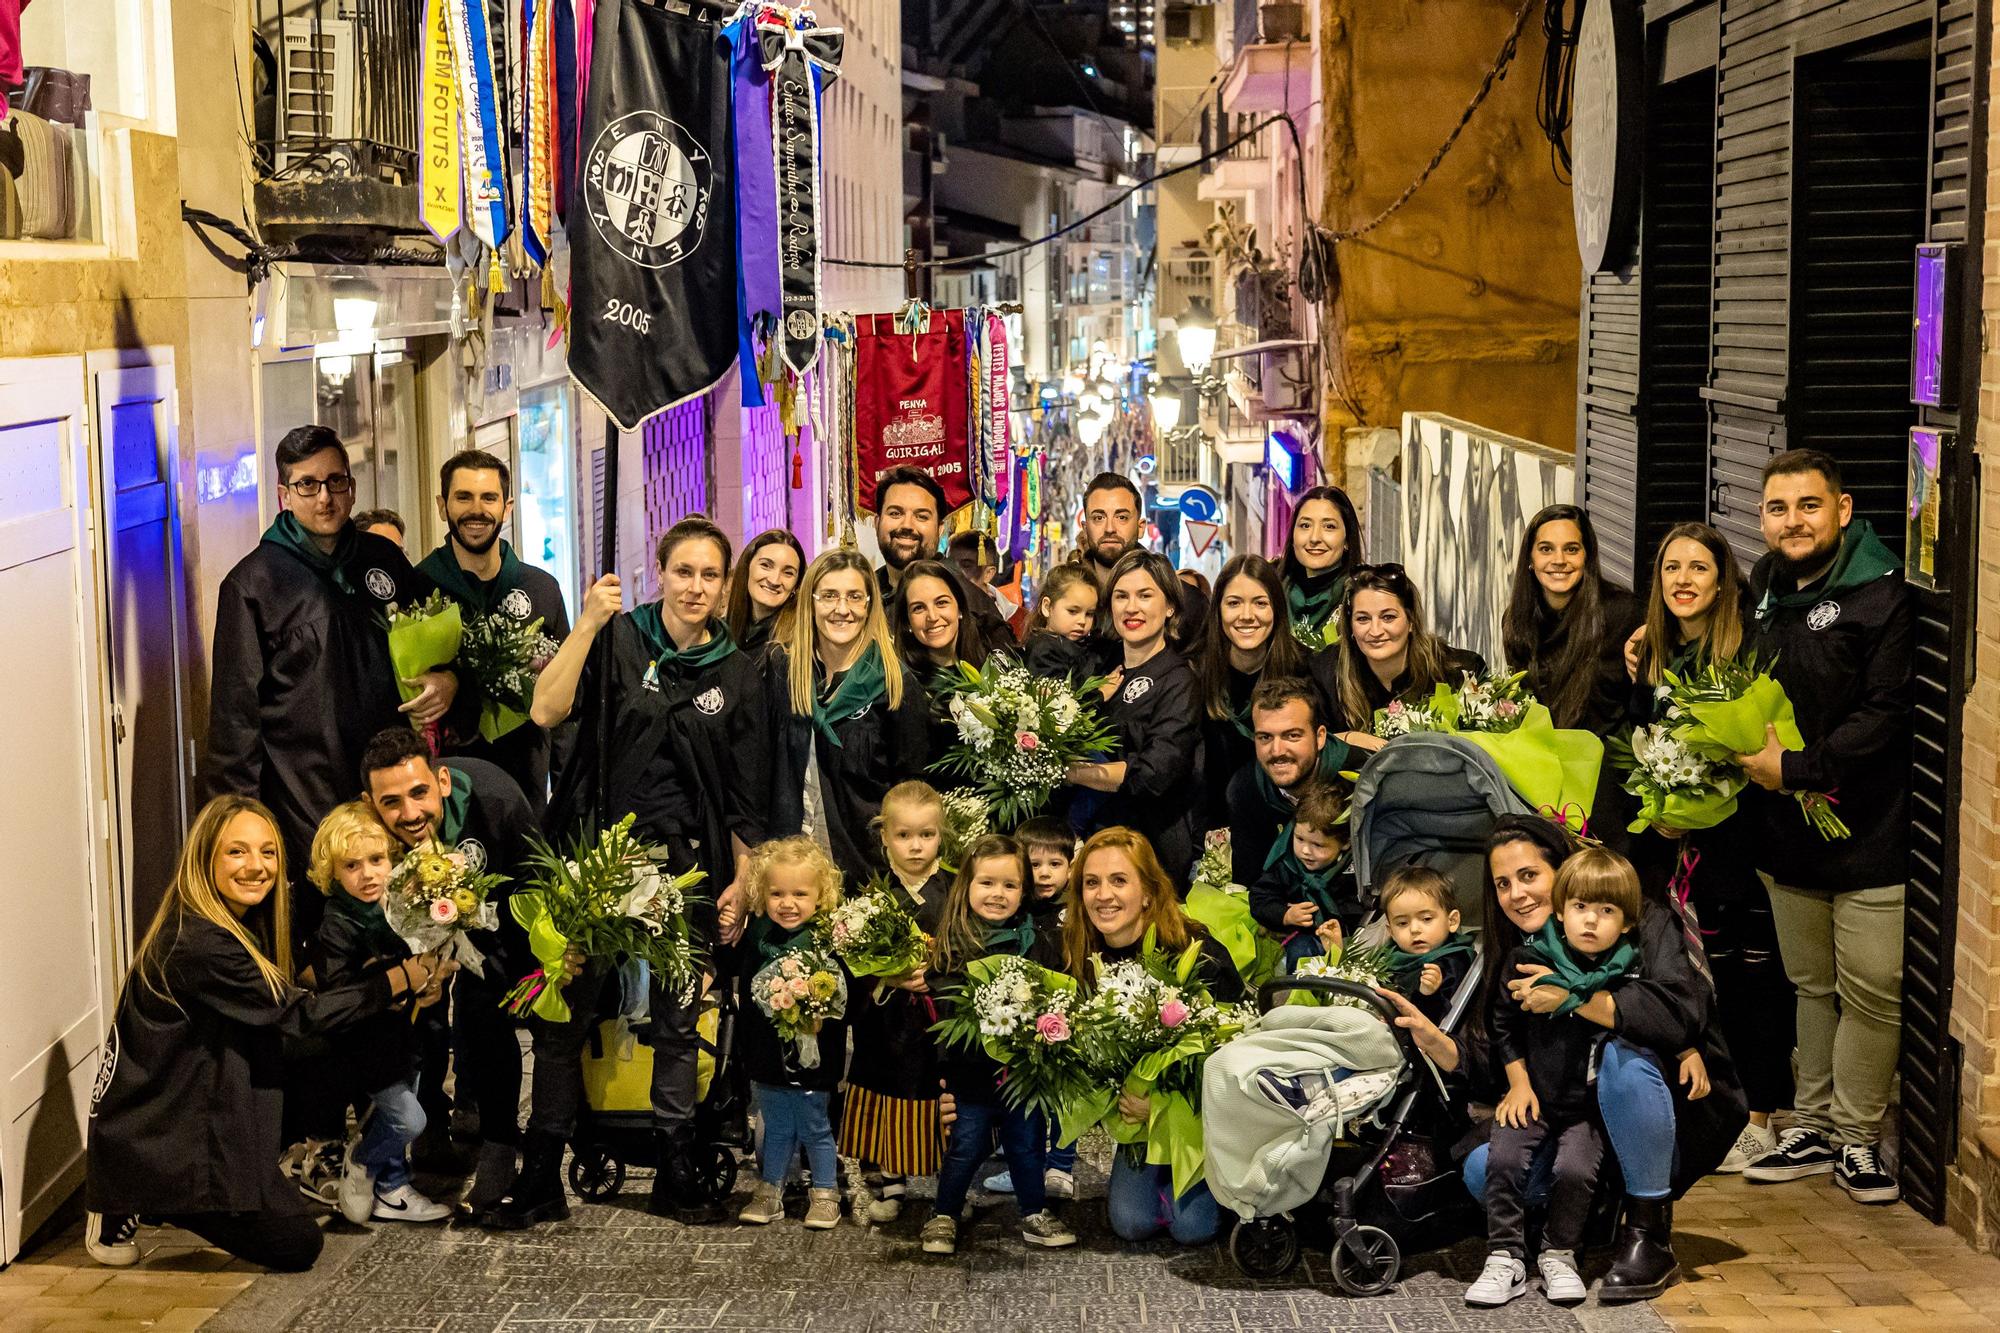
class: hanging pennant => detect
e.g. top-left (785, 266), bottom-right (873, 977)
top-left (854, 309), bottom-right (973, 515)
top-left (725, 13), bottom-right (779, 408)
top-left (553, 0), bottom-right (579, 223)
top-left (568, 0), bottom-right (739, 431)
top-left (521, 0), bottom-right (555, 265)
top-left (758, 20), bottom-right (842, 377)
top-left (421, 0), bottom-right (461, 242)
top-left (445, 0), bottom-right (509, 248)
top-left (987, 314), bottom-right (1011, 504)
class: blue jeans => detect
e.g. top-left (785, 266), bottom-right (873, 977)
top-left (1463, 1038), bottom-right (1676, 1205)
top-left (1107, 1151), bottom-right (1220, 1244)
top-left (1281, 931), bottom-right (1322, 970)
top-left (1047, 1128), bottom-right (1076, 1174)
top-left (353, 1079), bottom-right (426, 1192)
top-left (937, 1101), bottom-right (1047, 1218)
top-left (754, 1083), bottom-right (839, 1189)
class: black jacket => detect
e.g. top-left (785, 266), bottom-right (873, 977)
top-left (1393, 946), bottom-right (1474, 1028)
top-left (88, 913), bottom-right (395, 1216)
top-left (306, 894), bottom-right (423, 1097)
top-left (768, 648), bottom-right (933, 885)
top-left (203, 529), bottom-right (431, 898)
top-left (423, 544), bottom-right (572, 816)
top-left (1247, 846), bottom-right (1359, 936)
top-left (1224, 741), bottom-right (1353, 886)
top-left (1512, 587), bottom-right (1643, 737)
top-left (1309, 645), bottom-right (1488, 733)
top-left (1089, 646), bottom-right (1204, 884)
top-left (547, 615), bottom-right (773, 916)
top-left (1022, 629), bottom-right (1099, 682)
top-left (734, 938), bottom-right (851, 1091)
top-left (1490, 942), bottom-right (1615, 1123)
top-left (847, 870), bottom-right (953, 1100)
top-left (1744, 526), bottom-right (1914, 889)
top-left (1199, 665), bottom-right (1262, 829)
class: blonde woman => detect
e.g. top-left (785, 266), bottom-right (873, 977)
top-left (85, 796), bottom-right (450, 1271)
top-left (771, 548), bottom-right (930, 884)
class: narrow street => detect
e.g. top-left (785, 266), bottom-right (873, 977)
top-left (6, 1165), bottom-right (1999, 1332)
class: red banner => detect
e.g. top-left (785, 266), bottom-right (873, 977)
top-left (854, 310), bottom-right (973, 514)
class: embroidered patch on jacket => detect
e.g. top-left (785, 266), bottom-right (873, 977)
top-left (365, 568), bottom-right (396, 600)
top-left (457, 838), bottom-right (488, 872)
top-left (1121, 676), bottom-right (1153, 704)
top-left (694, 686), bottom-right (725, 715)
top-left (1806, 600), bottom-right (1841, 631)
top-left (501, 588), bottom-right (533, 619)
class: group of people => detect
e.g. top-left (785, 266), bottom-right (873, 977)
top-left (79, 429), bottom-right (1912, 1312)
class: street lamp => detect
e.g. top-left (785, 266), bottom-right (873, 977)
top-left (1174, 298), bottom-right (1218, 377)
top-left (1076, 409), bottom-right (1108, 447)
top-left (1149, 383), bottom-right (1183, 432)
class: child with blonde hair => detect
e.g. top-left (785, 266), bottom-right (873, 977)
top-left (736, 837), bottom-right (850, 1229)
top-left (306, 801), bottom-right (454, 1226)
top-left (838, 781), bottom-right (952, 1223)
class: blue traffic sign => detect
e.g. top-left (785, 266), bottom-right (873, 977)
top-left (1177, 485), bottom-right (1221, 523)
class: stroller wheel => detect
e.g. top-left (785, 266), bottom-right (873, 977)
top-left (1330, 1225), bottom-right (1401, 1297)
top-left (1228, 1216), bottom-right (1301, 1278)
top-left (568, 1145), bottom-right (626, 1202)
top-left (688, 1142), bottom-right (739, 1203)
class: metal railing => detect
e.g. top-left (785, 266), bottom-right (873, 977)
top-left (256, 0), bottom-right (425, 182)
top-left (1368, 465), bottom-right (1402, 568)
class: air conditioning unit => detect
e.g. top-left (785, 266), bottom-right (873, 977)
top-left (1165, 4), bottom-right (1214, 44)
top-left (278, 17), bottom-right (356, 171)
top-left (1258, 344), bottom-right (1316, 415)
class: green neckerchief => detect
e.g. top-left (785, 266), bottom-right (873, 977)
top-left (1528, 920), bottom-right (1638, 1017)
top-left (1286, 569), bottom-right (1345, 637)
top-left (1226, 667), bottom-right (1258, 740)
top-left (978, 916), bottom-right (1037, 957)
top-left (632, 608), bottom-right (737, 679)
top-left (418, 540), bottom-right (526, 617)
top-left (1266, 836), bottom-right (1344, 919)
top-left (326, 886), bottom-right (404, 957)
top-left (811, 643), bottom-right (888, 747)
top-left (1252, 735), bottom-right (1350, 816)
top-left (1758, 519), bottom-right (1901, 614)
top-left (262, 513), bottom-right (361, 596)
top-left (750, 915), bottom-right (815, 964)
top-left (1386, 931), bottom-right (1475, 979)
top-left (437, 764), bottom-right (474, 845)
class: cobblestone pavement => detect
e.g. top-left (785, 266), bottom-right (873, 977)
top-left (11, 1158), bottom-right (2000, 1332)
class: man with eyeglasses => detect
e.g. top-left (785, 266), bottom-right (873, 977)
top-left (205, 424), bottom-right (458, 939)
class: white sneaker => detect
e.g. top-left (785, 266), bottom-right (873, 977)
top-left (864, 1194), bottom-right (902, 1223)
top-left (337, 1146), bottom-right (376, 1225)
top-left (1020, 1209), bottom-right (1077, 1248)
top-left (1538, 1248), bottom-right (1587, 1305)
top-left (1718, 1121), bottom-right (1777, 1175)
top-left (85, 1212), bottom-right (140, 1267)
top-left (370, 1183), bottom-right (452, 1223)
top-left (1465, 1251), bottom-right (1529, 1307)
top-left (1044, 1168), bottom-right (1075, 1200)
top-left (983, 1170), bottom-right (1016, 1193)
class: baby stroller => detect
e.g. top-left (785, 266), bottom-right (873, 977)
top-left (566, 984), bottom-right (750, 1205)
top-left (1223, 736), bottom-right (1530, 1294)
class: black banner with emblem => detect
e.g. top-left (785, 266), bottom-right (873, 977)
top-left (759, 23), bottom-right (842, 376)
top-left (570, 0), bottom-right (737, 431)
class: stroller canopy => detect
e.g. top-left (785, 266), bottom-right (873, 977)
top-left (1350, 735), bottom-right (1534, 932)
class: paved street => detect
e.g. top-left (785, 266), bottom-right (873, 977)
top-left (13, 1144), bottom-right (2000, 1333)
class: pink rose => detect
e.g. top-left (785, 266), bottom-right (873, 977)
top-left (789, 977), bottom-right (811, 997)
top-left (1496, 700), bottom-right (1520, 718)
top-left (1017, 731), bottom-right (1041, 751)
top-left (1035, 1012), bottom-right (1071, 1042)
top-left (1159, 999), bottom-right (1189, 1028)
top-left (770, 989), bottom-right (796, 1010)
top-left (429, 898), bottom-right (459, 925)
top-left (1386, 700), bottom-right (1405, 715)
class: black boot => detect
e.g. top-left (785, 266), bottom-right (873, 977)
top-left (1598, 1195), bottom-right (1679, 1302)
top-left (649, 1127), bottom-right (727, 1225)
top-left (476, 1131), bottom-right (570, 1231)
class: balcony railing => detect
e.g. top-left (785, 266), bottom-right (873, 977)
top-left (1160, 252), bottom-right (1214, 317)
top-left (253, 0), bottom-right (434, 237)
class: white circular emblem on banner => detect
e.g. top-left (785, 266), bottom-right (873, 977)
top-left (365, 569), bottom-right (396, 600)
top-left (501, 588), bottom-right (533, 620)
top-left (1121, 676), bottom-right (1152, 705)
top-left (694, 686), bottom-right (725, 715)
top-left (1806, 600), bottom-right (1841, 632)
top-left (586, 111), bottom-right (712, 269)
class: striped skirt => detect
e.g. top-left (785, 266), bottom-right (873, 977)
top-left (836, 1086), bottom-right (943, 1177)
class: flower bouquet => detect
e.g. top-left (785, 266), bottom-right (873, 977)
top-left (1291, 613), bottom-right (1340, 653)
top-left (939, 788), bottom-right (990, 872)
top-left (819, 881), bottom-right (931, 979)
top-left (381, 839), bottom-right (507, 976)
top-left (386, 591), bottom-right (464, 729)
top-left (456, 610), bottom-right (560, 741)
top-left (1371, 696), bottom-right (1443, 740)
top-left (929, 954), bottom-right (1091, 1119)
top-left (1183, 830), bottom-right (1284, 992)
top-left (1382, 672), bottom-right (1606, 816)
top-left (1286, 941), bottom-right (1397, 1011)
top-left (1606, 723), bottom-right (1749, 834)
top-left (1661, 655), bottom-right (1851, 840)
top-left (750, 947), bottom-right (848, 1068)
top-left (1057, 933), bottom-right (1256, 1198)
top-left (931, 658), bottom-right (1119, 827)
top-left (502, 815), bottom-right (706, 1021)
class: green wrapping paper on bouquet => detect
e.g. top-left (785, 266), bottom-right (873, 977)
top-left (1183, 883), bottom-right (1282, 992)
top-left (386, 592), bottom-right (464, 718)
top-left (1448, 703), bottom-right (1605, 817)
top-left (1655, 658), bottom-right (1850, 839)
